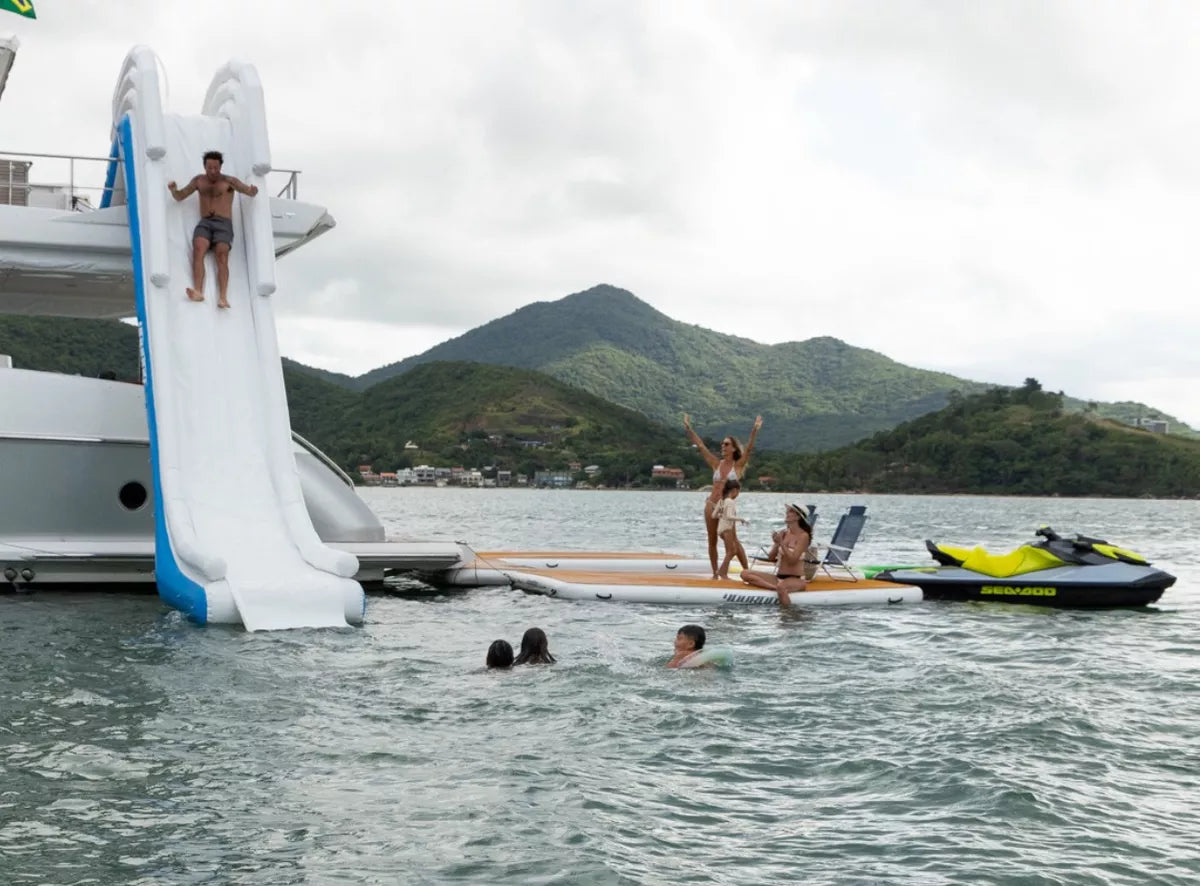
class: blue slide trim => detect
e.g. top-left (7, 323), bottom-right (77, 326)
top-left (99, 137), bottom-right (120, 210)
top-left (119, 114), bottom-right (208, 624)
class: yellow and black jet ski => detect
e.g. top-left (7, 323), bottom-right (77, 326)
top-left (874, 526), bottom-right (1175, 607)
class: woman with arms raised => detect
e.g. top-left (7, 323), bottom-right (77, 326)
top-left (683, 413), bottom-right (762, 579)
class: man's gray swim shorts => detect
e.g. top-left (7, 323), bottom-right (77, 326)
top-left (193, 214), bottom-right (234, 247)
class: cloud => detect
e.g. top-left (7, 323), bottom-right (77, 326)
top-left (7, 0), bottom-right (1200, 424)
top-left (276, 315), bottom-right (462, 378)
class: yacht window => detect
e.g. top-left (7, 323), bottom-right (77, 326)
top-left (119, 481), bottom-right (148, 511)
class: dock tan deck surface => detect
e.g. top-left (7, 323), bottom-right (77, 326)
top-left (476, 551), bottom-right (688, 561)
top-left (512, 570), bottom-right (902, 592)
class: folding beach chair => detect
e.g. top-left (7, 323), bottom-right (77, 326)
top-left (815, 505), bottom-right (869, 580)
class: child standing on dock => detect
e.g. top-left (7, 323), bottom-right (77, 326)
top-left (711, 479), bottom-right (747, 579)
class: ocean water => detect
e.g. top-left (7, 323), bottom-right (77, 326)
top-left (2, 489), bottom-right (1199, 885)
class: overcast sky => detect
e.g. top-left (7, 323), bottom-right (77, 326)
top-left (5, 1), bottom-right (1200, 424)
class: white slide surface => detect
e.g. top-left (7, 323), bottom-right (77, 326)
top-left (114, 48), bottom-right (362, 630)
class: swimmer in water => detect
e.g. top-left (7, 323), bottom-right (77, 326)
top-left (513, 627), bottom-right (556, 665)
top-left (486, 639), bottom-right (514, 669)
top-left (666, 624), bottom-right (709, 669)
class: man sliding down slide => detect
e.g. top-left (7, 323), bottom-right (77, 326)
top-left (168, 150), bottom-right (258, 309)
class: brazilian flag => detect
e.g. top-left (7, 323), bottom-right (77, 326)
top-left (1, 0), bottom-right (36, 19)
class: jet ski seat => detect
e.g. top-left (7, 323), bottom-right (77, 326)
top-left (925, 526), bottom-right (1154, 578)
top-left (924, 540), bottom-right (1065, 577)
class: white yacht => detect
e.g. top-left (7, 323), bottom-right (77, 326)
top-left (0, 40), bottom-right (463, 628)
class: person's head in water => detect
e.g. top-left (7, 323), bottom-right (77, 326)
top-left (514, 627), bottom-right (556, 665)
top-left (720, 435), bottom-right (743, 462)
top-left (721, 478), bottom-right (740, 500)
top-left (486, 639), bottom-right (513, 669)
top-left (202, 150), bottom-right (224, 181)
top-left (674, 624), bottom-right (706, 658)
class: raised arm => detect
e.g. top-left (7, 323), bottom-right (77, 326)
top-left (167, 175), bottom-right (199, 201)
top-left (737, 415), bottom-right (763, 471)
top-left (224, 176), bottom-right (259, 197)
top-left (683, 413), bottom-right (719, 468)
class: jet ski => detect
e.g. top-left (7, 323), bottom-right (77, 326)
top-left (873, 526), bottom-right (1175, 607)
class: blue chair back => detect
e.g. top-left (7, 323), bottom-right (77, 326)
top-left (824, 505), bottom-right (868, 566)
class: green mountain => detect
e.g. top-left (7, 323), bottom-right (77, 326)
top-left (281, 357), bottom-right (357, 390)
top-left (348, 284), bottom-right (1196, 451)
top-left (747, 380), bottom-right (1200, 497)
top-left (0, 315), bottom-right (696, 482)
top-left (2, 304), bottom-right (1196, 482)
top-left (280, 360), bottom-right (360, 445)
top-left (0, 315), bottom-right (142, 381)
top-left (284, 360), bottom-right (698, 483)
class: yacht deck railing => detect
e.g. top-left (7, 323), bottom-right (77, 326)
top-left (0, 149), bottom-right (113, 209)
top-left (0, 149), bottom-right (303, 209)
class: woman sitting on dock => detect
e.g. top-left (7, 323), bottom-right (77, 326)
top-left (742, 503), bottom-right (813, 607)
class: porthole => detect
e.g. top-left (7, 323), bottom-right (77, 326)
top-left (119, 481), bottom-right (148, 511)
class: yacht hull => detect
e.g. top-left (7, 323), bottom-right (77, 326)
top-left (0, 369), bottom-right (460, 590)
top-left (0, 539), bottom-right (464, 591)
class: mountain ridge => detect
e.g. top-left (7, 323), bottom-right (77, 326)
top-left (343, 285), bottom-right (991, 449)
top-left (1, 288), bottom-right (1192, 454)
top-left (341, 284), bottom-right (1196, 449)
top-left (753, 381), bottom-right (1200, 497)
top-left (339, 285), bottom-right (996, 450)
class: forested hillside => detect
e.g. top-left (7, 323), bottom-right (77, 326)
top-left (345, 285), bottom-right (1194, 449)
top-left (3, 313), bottom-right (1197, 497)
top-left (746, 380), bottom-right (1200, 497)
top-left (283, 361), bottom-right (698, 484)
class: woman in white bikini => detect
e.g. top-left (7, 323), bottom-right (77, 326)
top-left (683, 413), bottom-right (763, 579)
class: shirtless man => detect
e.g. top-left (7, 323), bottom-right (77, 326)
top-left (742, 503), bottom-right (813, 607)
top-left (167, 150), bottom-right (258, 309)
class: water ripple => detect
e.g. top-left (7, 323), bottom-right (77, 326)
top-left (2, 492), bottom-right (1200, 884)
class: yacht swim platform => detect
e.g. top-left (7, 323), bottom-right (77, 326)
top-left (0, 539), bottom-right (464, 591)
